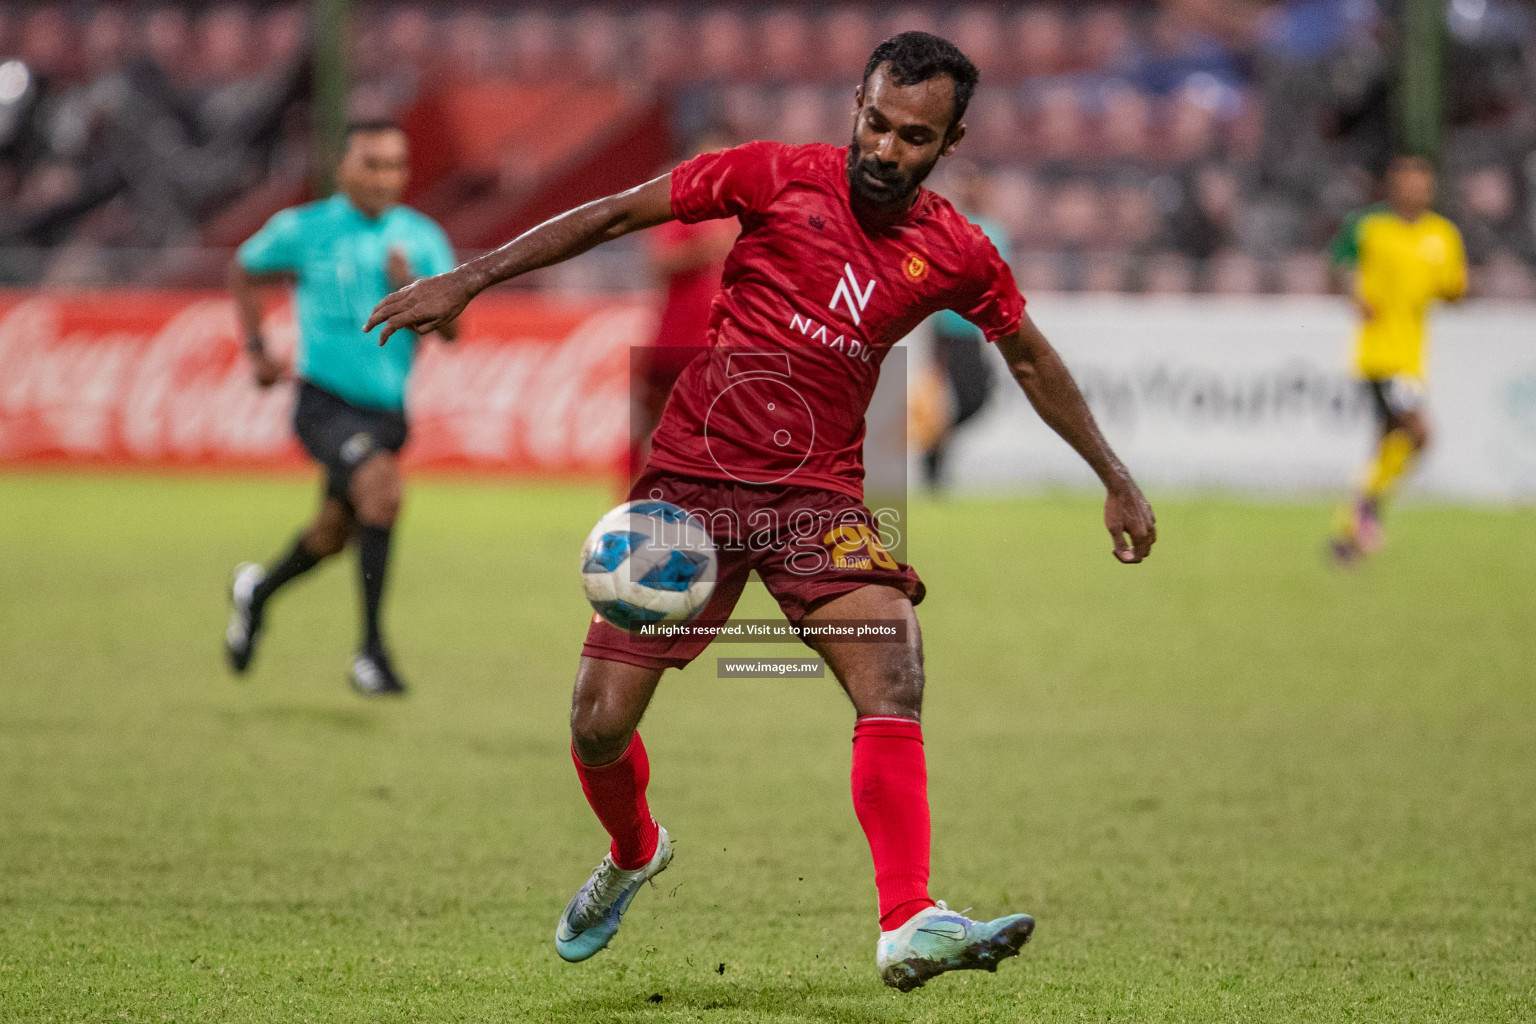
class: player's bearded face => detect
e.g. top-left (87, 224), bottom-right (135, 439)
top-left (846, 135), bottom-right (940, 209)
top-left (845, 70), bottom-right (958, 211)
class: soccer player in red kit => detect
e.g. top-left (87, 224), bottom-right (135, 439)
top-left (367, 32), bottom-right (1155, 991)
top-left (629, 140), bottom-right (737, 479)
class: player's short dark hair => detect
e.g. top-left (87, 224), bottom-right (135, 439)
top-left (862, 31), bottom-right (979, 130)
top-left (345, 118), bottom-right (404, 140)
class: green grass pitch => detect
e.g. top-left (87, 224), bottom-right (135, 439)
top-left (1, 472), bottom-right (1533, 1023)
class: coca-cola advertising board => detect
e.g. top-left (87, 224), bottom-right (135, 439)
top-left (0, 290), bottom-right (653, 473)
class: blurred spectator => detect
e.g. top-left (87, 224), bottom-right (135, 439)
top-left (882, 7), bottom-right (940, 42)
top-left (1031, 84), bottom-right (1088, 169)
top-left (1129, 5), bottom-right (1245, 97)
top-left (777, 86), bottom-right (831, 146)
top-left (1105, 182), bottom-right (1159, 251)
top-left (1456, 163), bottom-right (1527, 263)
top-left (444, 10), bottom-right (501, 82)
top-left (988, 168), bottom-right (1042, 246)
top-left (1099, 83), bottom-right (1153, 165)
top-left (634, 7), bottom-right (689, 84)
top-left (1085, 255), bottom-right (1129, 293)
top-left (948, 7), bottom-right (1004, 77)
top-left (823, 7), bottom-right (878, 77)
top-left (1278, 251), bottom-right (1330, 294)
top-left (697, 9), bottom-right (749, 81)
top-left (0, 3), bottom-right (308, 283)
top-left (6, 0), bottom-right (1536, 296)
top-left (1078, 6), bottom-right (1136, 74)
top-left (1210, 248), bottom-right (1264, 294)
top-left (571, 9), bottom-right (624, 80)
top-left (962, 88), bottom-right (1017, 163)
top-left (1016, 7), bottom-right (1070, 78)
top-left (759, 9), bottom-right (812, 83)
top-left (1145, 252), bottom-right (1196, 294)
top-left (1476, 248), bottom-right (1536, 301)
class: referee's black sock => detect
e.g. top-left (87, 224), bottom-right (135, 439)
top-left (357, 523), bottom-right (393, 651)
top-left (253, 535), bottom-right (323, 610)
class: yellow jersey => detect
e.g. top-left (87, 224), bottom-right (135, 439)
top-left (1328, 205), bottom-right (1467, 380)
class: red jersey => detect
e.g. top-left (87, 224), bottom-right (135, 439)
top-left (647, 141), bottom-right (1024, 499)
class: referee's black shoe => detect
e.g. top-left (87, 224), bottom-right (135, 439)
top-left (225, 562), bottom-right (266, 674)
top-left (350, 645), bottom-right (407, 697)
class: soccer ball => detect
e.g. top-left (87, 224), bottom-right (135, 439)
top-left (580, 500), bottom-right (717, 631)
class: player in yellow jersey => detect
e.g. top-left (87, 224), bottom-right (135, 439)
top-left (1327, 155), bottom-right (1467, 563)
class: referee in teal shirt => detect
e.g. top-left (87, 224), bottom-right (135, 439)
top-left (225, 119), bottom-right (458, 696)
top-left (921, 161), bottom-right (1008, 490)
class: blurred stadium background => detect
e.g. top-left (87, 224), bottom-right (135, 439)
top-left (5, 0), bottom-right (1536, 496)
top-left (3, 0), bottom-right (1536, 295)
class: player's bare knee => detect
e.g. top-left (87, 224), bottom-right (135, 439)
top-left (305, 527), bottom-right (347, 558)
top-left (303, 514), bottom-right (350, 558)
top-left (570, 710), bottom-right (633, 766)
top-left (877, 660), bottom-right (925, 716)
top-left (359, 493), bottom-right (401, 528)
top-left (352, 459), bottom-right (402, 527)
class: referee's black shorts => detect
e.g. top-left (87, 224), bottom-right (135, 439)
top-left (293, 381), bottom-right (409, 505)
top-left (1363, 375), bottom-right (1427, 433)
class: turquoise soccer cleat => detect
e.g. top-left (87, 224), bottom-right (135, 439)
top-left (555, 825), bottom-right (672, 963)
top-left (876, 901), bottom-right (1035, 992)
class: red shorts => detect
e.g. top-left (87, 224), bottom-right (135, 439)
top-left (582, 468), bottom-right (925, 671)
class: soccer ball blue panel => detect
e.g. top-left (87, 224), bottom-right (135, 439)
top-left (580, 500), bottom-right (718, 631)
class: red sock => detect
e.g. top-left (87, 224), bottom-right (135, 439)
top-left (572, 733), bottom-right (660, 871)
top-left (851, 716), bottom-right (935, 931)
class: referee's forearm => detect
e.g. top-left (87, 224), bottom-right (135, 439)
top-left (228, 260), bottom-right (266, 350)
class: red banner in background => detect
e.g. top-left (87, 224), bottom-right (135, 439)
top-left (0, 290), bottom-right (654, 473)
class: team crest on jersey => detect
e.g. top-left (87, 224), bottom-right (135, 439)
top-left (901, 251), bottom-right (929, 284)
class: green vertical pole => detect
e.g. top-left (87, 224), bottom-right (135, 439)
top-left (313, 0), bottom-right (350, 196)
top-left (1401, 0), bottom-right (1444, 163)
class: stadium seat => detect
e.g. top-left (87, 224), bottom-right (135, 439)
top-left (1014, 7), bottom-right (1070, 78)
top-left (822, 8), bottom-right (877, 80)
top-left (8, 0), bottom-right (1535, 295)
top-left (696, 8), bottom-right (750, 80)
top-left (758, 9), bottom-right (813, 82)
top-left (633, 7), bottom-right (690, 84)
top-left (946, 7), bottom-right (1004, 76)
top-left (569, 9), bottom-right (624, 80)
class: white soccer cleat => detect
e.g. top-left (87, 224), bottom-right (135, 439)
top-left (876, 901), bottom-right (1035, 992)
top-left (224, 562), bottom-right (266, 674)
top-left (555, 824), bottom-right (672, 962)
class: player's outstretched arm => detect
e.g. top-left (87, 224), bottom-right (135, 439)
top-left (996, 313), bottom-right (1156, 563)
top-left (365, 175), bottom-right (677, 344)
